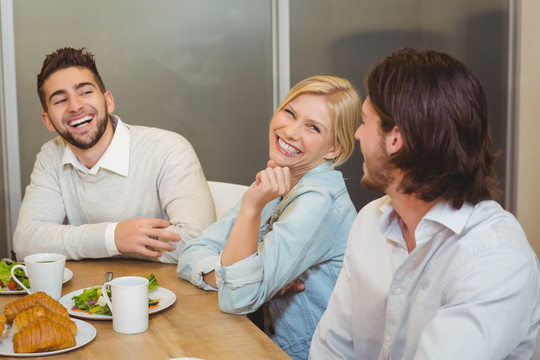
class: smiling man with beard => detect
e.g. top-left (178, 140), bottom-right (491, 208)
top-left (13, 47), bottom-right (216, 263)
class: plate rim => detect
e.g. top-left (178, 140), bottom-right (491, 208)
top-left (0, 318), bottom-right (96, 357)
top-left (59, 286), bottom-right (176, 320)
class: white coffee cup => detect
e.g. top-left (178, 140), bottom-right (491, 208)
top-left (102, 276), bottom-right (149, 334)
top-left (11, 253), bottom-right (66, 300)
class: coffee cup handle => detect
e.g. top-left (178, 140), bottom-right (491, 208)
top-left (10, 265), bottom-right (31, 294)
top-left (101, 282), bottom-right (113, 314)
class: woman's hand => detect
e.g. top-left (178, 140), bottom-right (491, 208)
top-left (243, 160), bottom-right (292, 211)
top-left (278, 278), bottom-right (305, 296)
top-left (221, 160), bottom-right (292, 266)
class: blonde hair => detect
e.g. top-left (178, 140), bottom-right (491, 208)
top-left (273, 75), bottom-right (362, 167)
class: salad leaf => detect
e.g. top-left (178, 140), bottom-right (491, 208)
top-left (0, 260), bottom-right (29, 290)
top-left (0, 261), bottom-right (13, 285)
top-left (72, 286), bottom-right (112, 315)
top-left (71, 274), bottom-right (160, 315)
top-left (147, 273), bottom-right (158, 293)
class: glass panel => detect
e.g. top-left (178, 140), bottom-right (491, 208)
top-left (14, 0), bottom-right (273, 189)
top-left (0, 43), bottom-right (8, 256)
top-left (290, 0), bottom-right (510, 210)
top-left (0, 132), bottom-right (6, 257)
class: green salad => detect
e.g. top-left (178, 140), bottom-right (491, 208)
top-left (71, 273), bottom-right (160, 316)
top-left (0, 260), bottom-right (29, 291)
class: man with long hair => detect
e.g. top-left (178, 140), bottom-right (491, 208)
top-left (310, 48), bottom-right (540, 359)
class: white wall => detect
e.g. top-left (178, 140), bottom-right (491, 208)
top-left (517, 0), bottom-right (540, 256)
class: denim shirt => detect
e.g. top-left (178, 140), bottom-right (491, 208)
top-left (178, 161), bottom-right (357, 359)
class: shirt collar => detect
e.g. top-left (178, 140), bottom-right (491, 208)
top-left (378, 196), bottom-right (474, 237)
top-left (61, 115), bottom-right (130, 176)
top-left (378, 195), bottom-right (398, 234)
top-left (303, 161), bottom-right (333, 177)
top-left (423, 200), bottom-right (473, 235)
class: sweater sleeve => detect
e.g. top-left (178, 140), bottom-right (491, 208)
top-left (152, 134), bottom-right (216, 263)
top-left (13, 143), bottom-right (113, 260)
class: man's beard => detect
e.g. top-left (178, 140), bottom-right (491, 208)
top-left (360, 141), bottom-right (395, 193)
top-left (54, 113), bottom-right (109, 150)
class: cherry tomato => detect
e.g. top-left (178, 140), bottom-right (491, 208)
top-left (7, 280), bottom-right (17, 291)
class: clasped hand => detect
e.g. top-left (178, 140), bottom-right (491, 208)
top-left (243, 160), bottom-right (292, 209)
top-left (115, 218), bottom-right (180, 258)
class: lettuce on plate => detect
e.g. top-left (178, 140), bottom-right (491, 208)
top-left (71, 274), bottom-right (159, 315)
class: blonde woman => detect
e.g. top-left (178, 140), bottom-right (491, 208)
top-left (178, 76), bottom-right (361, 359)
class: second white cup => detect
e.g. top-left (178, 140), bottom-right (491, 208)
top-left (11, 253), bottom-right (66, 300)
top-left (101, 276), bottom-right (149, 334)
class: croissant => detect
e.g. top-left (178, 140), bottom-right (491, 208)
top-left (12, 316), bottom-right (76, 353)
top-left (13, 306), bottom-right (77, 336)
top-left (4, 292), bottom-right (69, 323)
top-left (12, 306), bottom-right (46, 332)
top-left (0, 314), bottom-right (6, 337)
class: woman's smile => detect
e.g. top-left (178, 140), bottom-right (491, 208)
top-left (276, 135), bottom-right (302, 156)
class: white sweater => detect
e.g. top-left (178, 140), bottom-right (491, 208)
top-left (13, 118), bottom-right (216, 264)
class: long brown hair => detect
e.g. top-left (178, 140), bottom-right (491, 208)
top-left (366, 48), bottom-right (500, 208)
top-left (37, 47), bottom-right (106, 111)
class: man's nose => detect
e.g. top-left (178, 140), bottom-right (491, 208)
top-left (354, 126), bottom-right (362, 141)
top-left (67, 96), bottom-right (84, 112)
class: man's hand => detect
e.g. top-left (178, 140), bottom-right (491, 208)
top-left (278, 278), bottom-right (305, 296)
top-left (115, 218), bottom-right (180, 258)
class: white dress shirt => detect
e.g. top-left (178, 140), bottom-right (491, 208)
top-left (310, 196), bottom-right (540, 359)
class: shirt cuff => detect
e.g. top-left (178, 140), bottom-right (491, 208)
top-left (105, 223), bottom-right (121, 256)
top-left (192, 255), bottom-right (219, 291)
top-left (215, 252), bottom-right (263, 286)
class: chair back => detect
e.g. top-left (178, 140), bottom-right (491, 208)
top-left (207, 181), bottom-right (249, 219)
top-left (532, 325), bottom-right (540, 360)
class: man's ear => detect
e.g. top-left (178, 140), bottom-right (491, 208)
top-left (105, 90), bottom-right (115, 113)
top-left (385, 125), bottom-right (403, 155)
top-left (41, 112), bottom-right (57, 133)
top-left (324, 143), bottom-right (343, 161)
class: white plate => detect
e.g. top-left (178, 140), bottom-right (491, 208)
top-left (0, 268), bottom-right (73, 295)
top-left (59, 286), bottom-right (176, 320)
top-left (0, 318), bottom-right (96, 357)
